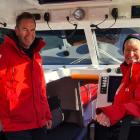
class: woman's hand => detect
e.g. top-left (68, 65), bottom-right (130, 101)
top-left (96, 112), bottom-right (111, 127)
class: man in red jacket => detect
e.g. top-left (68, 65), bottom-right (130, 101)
top-left (0, 12), bottom-right (52, 140)
top-left (95, 34), bottom-right (140, 139)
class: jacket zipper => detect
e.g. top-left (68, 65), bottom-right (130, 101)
top-left (31, 56), bottom-right (40, 126)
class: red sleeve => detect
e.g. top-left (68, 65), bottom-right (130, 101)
top-left (99, 104), bottom-right (126, 125)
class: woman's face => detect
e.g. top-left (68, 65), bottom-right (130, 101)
top-left (124, 38), bottom-right (140, 64)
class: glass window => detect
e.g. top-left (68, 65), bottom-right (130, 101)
top-left (37, 29), bottom-right (92, 65)
top-left (94, 28), bottom-right (140, 65)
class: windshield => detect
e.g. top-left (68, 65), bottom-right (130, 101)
top-left (37, 28), bottom-right (140, 66)
top-left (37, 29), bottom-right (92, 65)
top-left (0, 27), bottom-right (140, 67)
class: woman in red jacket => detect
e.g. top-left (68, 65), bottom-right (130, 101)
top-left (0, 12), bottom-right (52, 140)
top-left (95, 34), bottom-right (140, 139)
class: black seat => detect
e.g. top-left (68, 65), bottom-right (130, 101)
top-left (118, 116), bottom-right (140, 140)
top-left (87, 116), bottom-right (140, 140)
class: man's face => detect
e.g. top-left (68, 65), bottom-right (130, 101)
top-left (124, 38), bottom-right (140, 64)
top-left (15, 19), bottom-right (36, 49)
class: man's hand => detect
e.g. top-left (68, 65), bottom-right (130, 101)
top-left (96, 112), bottom-right (111, 127)
top-left (46, 120), bottom-right (52, 129)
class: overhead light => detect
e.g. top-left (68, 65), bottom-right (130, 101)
top-left (73, 8), bottom-right (85, 20)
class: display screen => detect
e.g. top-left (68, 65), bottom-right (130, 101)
top-left (107, 76), bottom-right (122, 102)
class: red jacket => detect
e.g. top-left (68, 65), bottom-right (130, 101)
top-left (0, 36), bottom-right (52, 132)
top-left (96, 62), bottom-right (140, 125)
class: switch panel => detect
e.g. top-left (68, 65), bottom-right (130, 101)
top-left (100, 76), bottom-right (109, 94)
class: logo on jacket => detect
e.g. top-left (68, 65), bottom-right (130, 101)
top-left (125, 88), bottom-right (129, 92)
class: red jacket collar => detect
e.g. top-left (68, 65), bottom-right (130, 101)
top-left (121, 62), bottom-right (140, 80)
top-left (4, 35), bottom-right (46, 53)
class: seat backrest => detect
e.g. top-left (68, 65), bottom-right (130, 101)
top-left (118, 116), bottom-right (140, 140)
top-left (47, 77), bottom-right (80, 110)
top-left (47, 77), bottom-right (84, 126)
top-left (47, 77), bottom-right (96, 126)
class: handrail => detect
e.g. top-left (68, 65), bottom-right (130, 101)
top-left (71, 73), bottom-right (99, 81)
